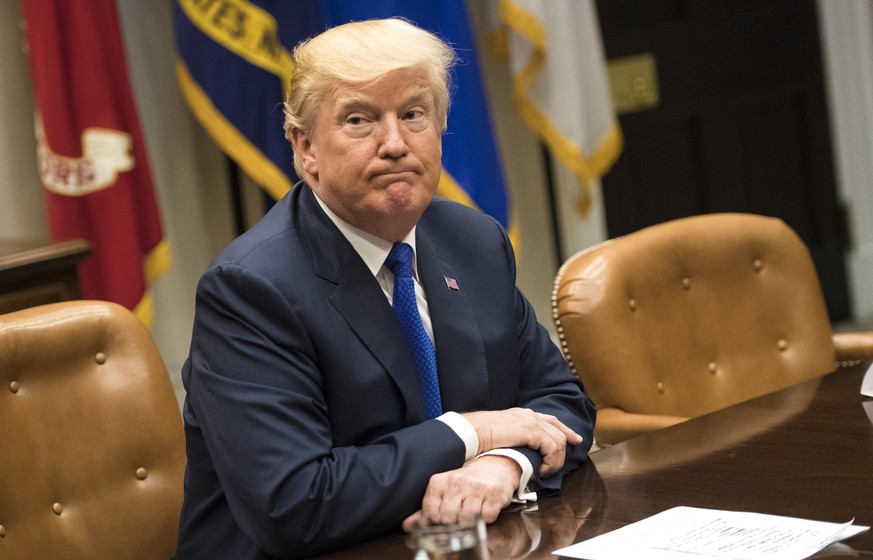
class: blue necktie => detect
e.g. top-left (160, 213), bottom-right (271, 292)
top-left (385, 242), bottom-right (443, 418)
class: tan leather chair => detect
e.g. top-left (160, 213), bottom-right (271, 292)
top-left (552, 213), bottom-right (873, 446)
top-left (0, 300), bottom-right (186, 559)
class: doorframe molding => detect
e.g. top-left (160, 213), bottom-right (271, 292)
top-left (817, 0), bottom-right (873, 320)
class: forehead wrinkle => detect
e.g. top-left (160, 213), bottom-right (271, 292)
top-left (331, 82), bottom-right (434, 116)
top-left (403, 86), bottom-right (435, 108)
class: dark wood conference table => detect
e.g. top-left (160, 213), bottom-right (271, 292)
top-left (320, 361), bottom-right (873, 559)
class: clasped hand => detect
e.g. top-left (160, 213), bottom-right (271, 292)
top-left (464, 407), bottom-right (583, 477)
top-left (401, 408), bottom-right (582, 532)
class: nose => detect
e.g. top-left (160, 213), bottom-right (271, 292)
top-left (377, 115), bottom-right (409, 159)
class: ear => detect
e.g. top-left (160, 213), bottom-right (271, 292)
top-left (291, 128), bottom-right (318, 176)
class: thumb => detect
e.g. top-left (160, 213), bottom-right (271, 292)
top-left (402, 510), bottom-right (423, 533)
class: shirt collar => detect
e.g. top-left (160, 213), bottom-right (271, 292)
top-left (312, 191), bottom-right (418, 277)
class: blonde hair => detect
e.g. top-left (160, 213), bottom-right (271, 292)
top-left (283, 18), bottom-right (456, 176)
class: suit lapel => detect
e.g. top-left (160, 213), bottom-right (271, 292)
top-left (416, 231), bottom-right (489, 412)
top-left (295, 185), bottom-right (428, 423)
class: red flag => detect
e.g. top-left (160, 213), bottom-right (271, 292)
top-left (22, 0), bottom-right (170, 326)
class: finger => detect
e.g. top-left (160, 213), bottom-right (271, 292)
top-left (539, 413), bottom-right (584, 445)
top-left (402, 510), bottom-right (423, 533)
top-left (536, 422), bottom-right (568, 476)
top-left (525, 436), bottom-right (559, 475)
top-left (420, 485), bottom-right (445, 524)
top-left (435, 493), bottom-right (465, 525)
top-left (458, 495), bottom-right (485, 522)
top-left (423, 474), bottom-right (470, 525)
top-left (480, 494), bottom-right (509, 523)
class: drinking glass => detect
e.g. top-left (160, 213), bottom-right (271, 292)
top-left (413, 516), bottom-right (489, 560)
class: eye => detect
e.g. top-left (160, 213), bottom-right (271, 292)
top-left (402, 109), bottom-right (424, 121)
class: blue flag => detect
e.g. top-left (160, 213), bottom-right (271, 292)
top-left (175, 0), bottom-right (512, 237)
top-left (174, 0), bottom-right (321, 200)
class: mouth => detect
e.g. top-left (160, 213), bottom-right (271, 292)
top-left (373, 168), bottom-right (416, 178)
top-left (371, 169), bottom-right (419, 186)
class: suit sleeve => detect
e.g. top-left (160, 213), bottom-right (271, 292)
top-left (185, 263), bottom-right (467, 557)
top-left (496, 221), bottom-right (597, 493)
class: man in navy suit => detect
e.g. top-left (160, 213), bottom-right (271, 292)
top-left (174, 18), bottom-right (596, 559)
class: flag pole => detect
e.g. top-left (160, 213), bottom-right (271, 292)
top-left (541, 143), bottom-right (564, 269)
top-left (226, 157), bottom-right (246, 236)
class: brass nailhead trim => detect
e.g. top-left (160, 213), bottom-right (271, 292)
top-left (551, 238), bottom-right (620, 376)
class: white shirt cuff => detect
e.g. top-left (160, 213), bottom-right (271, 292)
top-left (436, 411), bottom-right (478, 462)
top-left (479, 448), bottom-right (537, 503)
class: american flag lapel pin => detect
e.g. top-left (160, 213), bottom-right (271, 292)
top-left (443, 276), bottom-right (460, 291)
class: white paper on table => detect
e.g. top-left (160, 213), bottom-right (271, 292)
top-left (864, 401), bottom-right (873, 425)
top-left (553, 506), bottom-right (869, 560)
top-left (861, 361), bottom-right (873, 397)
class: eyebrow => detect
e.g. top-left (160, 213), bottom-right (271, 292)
top-left (333, 95), bottom-right (374, 115)
top-left (333, 86), bottom-right (434, 116)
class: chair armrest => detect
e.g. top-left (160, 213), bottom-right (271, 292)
top-left (833, 331), bottom-right (873, 364)
top-left (594, 407), bottom-right (690, 446)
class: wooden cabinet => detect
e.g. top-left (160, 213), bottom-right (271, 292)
top-left (0, 239), bottom-right (91, 315)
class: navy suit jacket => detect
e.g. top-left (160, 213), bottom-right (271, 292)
top-left (174, 183), bottom-right (596, 559)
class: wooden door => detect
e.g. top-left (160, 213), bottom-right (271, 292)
top-left (596, 0), bottom-right (851, 321)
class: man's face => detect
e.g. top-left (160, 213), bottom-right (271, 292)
top-left (293, 68), bottom-right (443, 242)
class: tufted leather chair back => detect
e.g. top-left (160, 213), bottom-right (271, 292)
top-left (553, 213), bottom-right (836, 445)
top-left (0, 300), bottom-right (185, 559)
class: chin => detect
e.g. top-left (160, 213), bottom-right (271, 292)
top-left (383, 185), bottom-right (432, 210)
